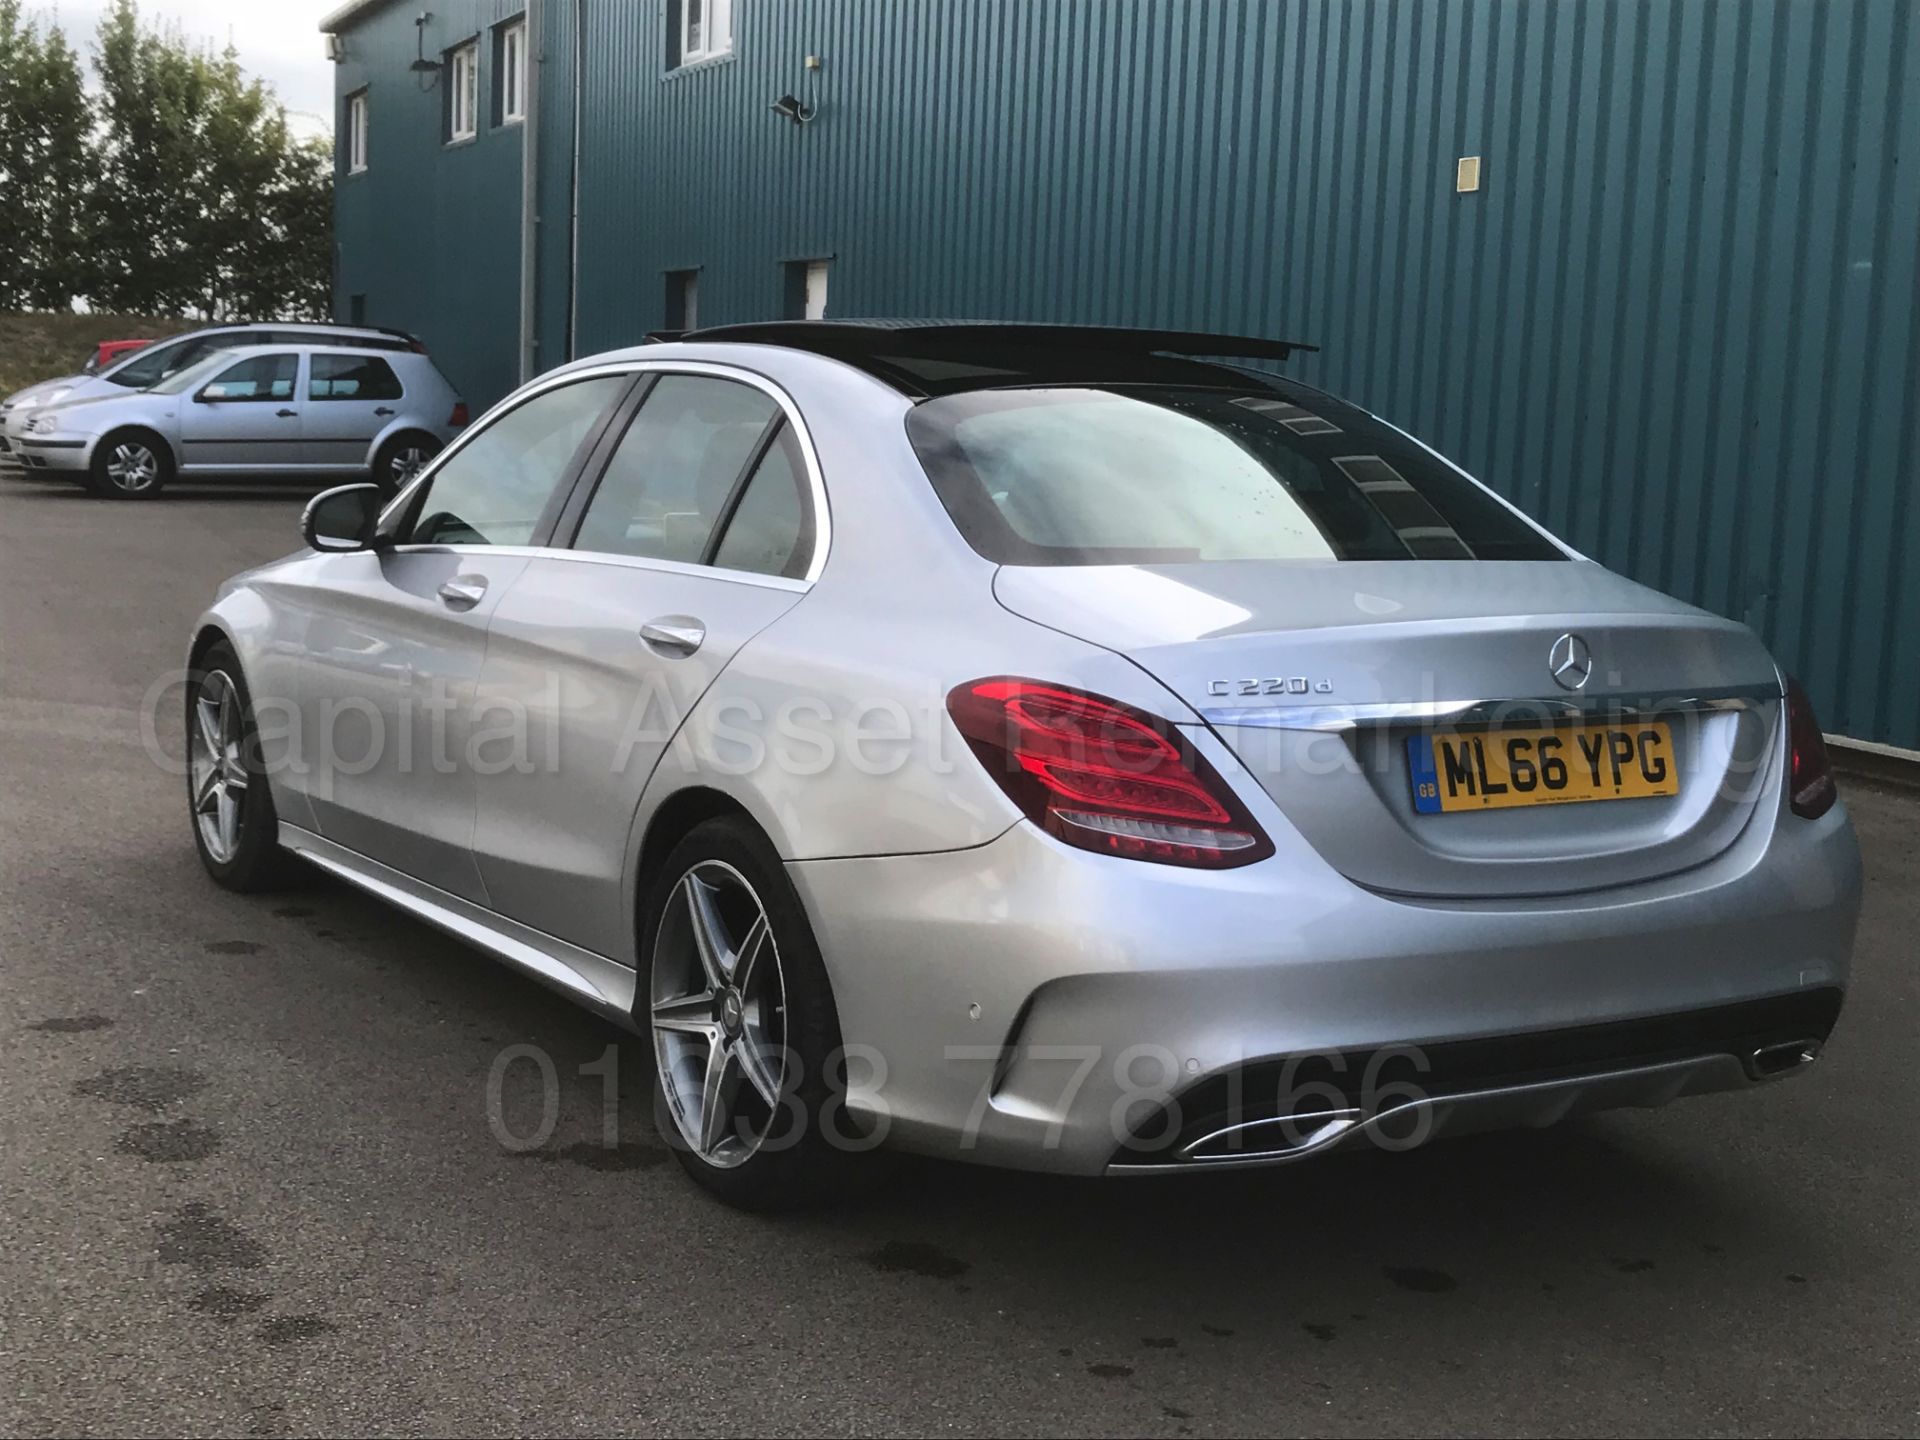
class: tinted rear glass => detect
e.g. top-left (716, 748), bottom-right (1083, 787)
top-left (907, 386), bottom-right (1564, 564)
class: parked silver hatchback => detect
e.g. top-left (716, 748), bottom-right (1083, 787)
top-left (15, 343), bottom-right (468, 499)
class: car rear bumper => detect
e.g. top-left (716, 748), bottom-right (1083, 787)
top-left (786, 733), bottom-right (1862, 1176)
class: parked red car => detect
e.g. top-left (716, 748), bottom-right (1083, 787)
top-left (84, 338), bottom-right (153, 373)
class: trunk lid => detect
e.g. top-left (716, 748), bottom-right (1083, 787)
top-left (995, 560), bottom-right (1783, 898)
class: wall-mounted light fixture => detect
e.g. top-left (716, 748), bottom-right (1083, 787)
top-left (770, 93), bottom-right (815, 125)
top-left (769, 53), bottom-right (823, 126)
top-left (324, 32), bottom-right (345, 63)
top-left (409, 11), bottom-right (442, 78)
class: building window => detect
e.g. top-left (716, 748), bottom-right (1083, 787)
top-left (446, 40), bottom-right (479, 142)
top-left (783, 258), bottom-right (830, 320)
top-left (346, 90), bottom-right (369, 173)
top-left (496, 18), bottom-right (527, 125)
top-left (349, 294), bottom-right (368, 326)
top-left (664, 269), bottom-right (700, 330)
top-left (677, 0), bottom-right (734, 66)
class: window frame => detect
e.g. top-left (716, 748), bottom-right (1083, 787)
top-left (677, 0), bottom-right (734, 68)
top-left (381, 361), bottom-right (831, 584)
top-left (446, 39), bottom-right (480, 144)
top-left (497, 18), bottom-right (528, 126)
top-left (346, 89), bottom-right (369, 173)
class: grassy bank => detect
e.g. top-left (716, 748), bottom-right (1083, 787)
top-left (0, 312), bottom-right (197, 396)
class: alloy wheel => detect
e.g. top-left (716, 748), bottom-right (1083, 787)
top-left (106, 442), bottom-right (159, 493)
top-left (189, 670), bottom-right (249, 864)
top-left (650, 860), bottom-right (789, 1169)
top-left (391, 446), bottom-right (432, 485)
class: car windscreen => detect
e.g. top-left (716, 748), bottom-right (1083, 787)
top-left (104, 333), bottom-right (221, 389)
top-left (906, 385), bottom-right (1566, 564)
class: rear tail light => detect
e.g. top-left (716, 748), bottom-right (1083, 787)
top-left (409, 337), bottom-right (428, 353)
top-left (1785, 676), bottom-right (1837, 820)
top-left (449, 401), bottom-right (470, 428)
top-left (946, 677), bottom-right (1273, 868)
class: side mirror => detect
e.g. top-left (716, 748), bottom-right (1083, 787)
top-left (302, 483), bottom-right (384, 553)
top-left (193, 387), bottom-right (222, 404)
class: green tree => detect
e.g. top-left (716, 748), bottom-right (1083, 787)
top-left (84, 0), bottom-right (332, 319)
top-left (0, 0), bottom-right (90, 310)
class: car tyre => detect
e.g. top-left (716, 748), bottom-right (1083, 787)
top-left (372, 432), bottom-right (441, 498)
top-left (88, 429), bottom-right (172, 500)
top-left (640, 815), bottom-right (878, 1210)
top-left (187, 643), bottom-right (298, 892)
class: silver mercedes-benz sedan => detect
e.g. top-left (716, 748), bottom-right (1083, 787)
top-left (184, 320), bottom-right (1861, 1209)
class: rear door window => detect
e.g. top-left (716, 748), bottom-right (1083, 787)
top-left (907, 386), bottom-right (1565, 564)
top-left (310, 354), bottom-right (404, 401)
top-left (570, 375), bottom-right (780, 565)
top-left (710, 424), bottom-right (811, 579)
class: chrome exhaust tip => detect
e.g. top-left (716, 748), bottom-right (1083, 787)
top-left (1745, 1038), bottom-right (1823, 1082)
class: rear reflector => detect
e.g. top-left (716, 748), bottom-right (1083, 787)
top-left (1785, 676), bottom-right (1837, 820)
top-left (449, 401), bottom-right (470, 428)
top-left (947, 677), bottom-right (1272, 868)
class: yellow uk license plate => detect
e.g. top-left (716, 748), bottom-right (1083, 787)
top-left (1407, 721), bottom-right (1678, 813)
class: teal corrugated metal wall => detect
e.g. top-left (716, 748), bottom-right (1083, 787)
top-left (332, 0), bottom-right (529, 408)
top-left (336, 0), bottom-right (1920, 749)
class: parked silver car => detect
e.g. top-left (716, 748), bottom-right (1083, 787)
top-left (0, 320), bottom-right (426, 477)
top-left (182, 321), bottom-right (1861, 1209)
top-left (17, 343), bottom-right (467, 499)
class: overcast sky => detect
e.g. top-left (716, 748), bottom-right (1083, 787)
top-left (33, 1), bottom-right (336, 136)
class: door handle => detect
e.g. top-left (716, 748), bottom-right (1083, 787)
top-left (639, 617), bottom-right (705, 657)
top-left (437, 575), bottom-right (488, 610)
top-left (374, 406), bottom-right (396, 417)
top-left (276, 408), bottom-right (298, 418)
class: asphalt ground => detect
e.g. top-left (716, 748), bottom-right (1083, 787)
top-left (2, 476), bottom-right (1915, 1437)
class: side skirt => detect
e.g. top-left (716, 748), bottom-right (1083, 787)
top-left (279, 823), bottom-right (641, 1027)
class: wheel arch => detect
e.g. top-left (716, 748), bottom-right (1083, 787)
top-left (632, 786), bottom-right (759, 934)
top-left (369, 426), bottom-right (442, 476)
top-left (94, 423), bottom-right (177, 473)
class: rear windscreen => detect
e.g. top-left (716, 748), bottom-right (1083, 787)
top-left (906, 386), bottom-right (1566, 564)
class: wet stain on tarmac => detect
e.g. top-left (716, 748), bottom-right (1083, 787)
top-left (271, 907), bottom-right (315, 919)
top-left (1613, 1258), bottom-right (1656, 1274)
top-left (1303, 1322), bottom-right (1338, 1343)
top-left (158, 1203), bottom-right (266, 1272)
top-left (75, 1065), bottom-right (208, 1112)
top-left (205, 940), bottom-right (263, 956)
top-left (27, 1015), bottom-right (114, 1033)
top-left (1383, 1265), bottom-right (1458, 1294)
top-left (865, 1240), bottom-right (971, 1280)
top-left (189, 1287), bottom-right (272, 1321)
top-left (117, 1120), bottom-right (223, 1163)
top-left (260, 1315), bottom-right (336, 1346)
top-left (1141, 1336), bottom-right (1178, 1349)
top-left (1199, 1323), bottom-right (1235, 1337)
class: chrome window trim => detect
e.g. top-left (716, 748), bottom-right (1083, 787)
top-left (1200, 684), bottom-right (1782, 734)
top-left (380, 358), bottom-right (832, 584)
top-left (386, 542), bottom-right (811, 595)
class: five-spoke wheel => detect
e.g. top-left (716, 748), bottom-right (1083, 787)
top-left (189, 669), bottom-right (250, 864)
top-left (650, 860), bottom-right (789, 1169)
